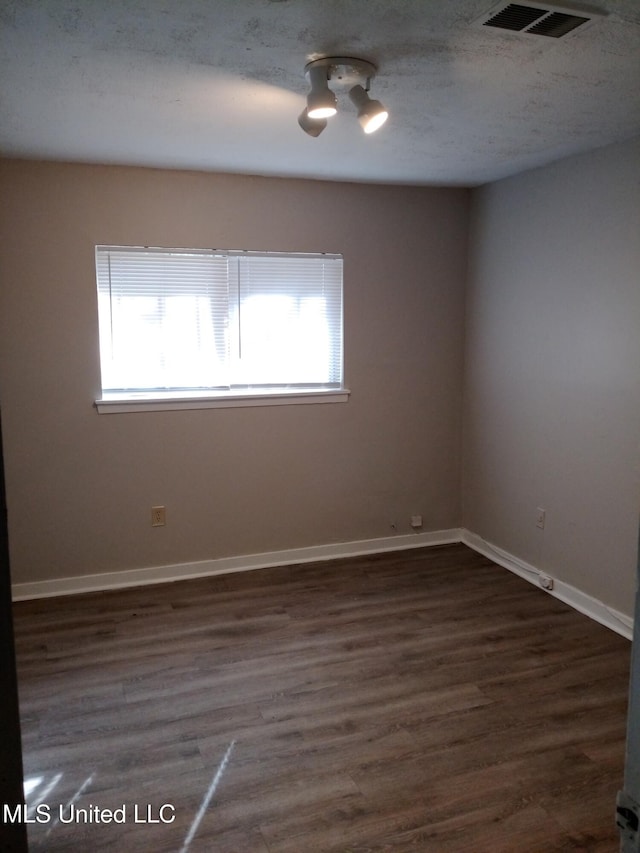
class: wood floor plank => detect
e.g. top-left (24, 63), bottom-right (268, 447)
top-left (12, 544), bottom-right (630, 852)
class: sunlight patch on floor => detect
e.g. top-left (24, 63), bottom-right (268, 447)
top-left (180, 740), bottom-right (236, 853)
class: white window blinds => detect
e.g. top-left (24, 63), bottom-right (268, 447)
top-left (96, 246), bottom-right (343, 396)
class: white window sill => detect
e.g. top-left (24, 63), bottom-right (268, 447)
top-left (95, 388), bottom-right (350, 414)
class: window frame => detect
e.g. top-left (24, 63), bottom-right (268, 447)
top-left (94, 245), bottom-right (349, 413)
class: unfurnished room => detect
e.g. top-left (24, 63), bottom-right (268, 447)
top-left (0, 1), bottom-right (639, 851)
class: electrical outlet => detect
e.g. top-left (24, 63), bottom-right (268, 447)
top-left (410, 515), bottom-right (423, 529)
top-left (536, 507), bottom-right (546, 529)
top-left (151, 506), bottom-right (166, 527)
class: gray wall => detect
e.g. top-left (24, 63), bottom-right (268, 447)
top-left (2, 140), bottom-right (638, 616)
top-left (463, 136), bottom-right (640, 615)
top-left (0, 160), bottom-right (468, 584)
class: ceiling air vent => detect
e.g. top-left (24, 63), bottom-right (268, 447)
top-left (475, 2), bottom-right (604, 38)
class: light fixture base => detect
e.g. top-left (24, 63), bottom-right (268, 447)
top-left (304, 56), bottom-right (377, 90)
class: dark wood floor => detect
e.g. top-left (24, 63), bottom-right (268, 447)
top-left (12, 544), bottom-right (631, 852)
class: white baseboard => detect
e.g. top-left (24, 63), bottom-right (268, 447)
top-left (11, 528), bottom-right (463, 602)
top-left (12, 527), bottom-right (633, 641)
top-left (461, 529), bottom-right (633, 640)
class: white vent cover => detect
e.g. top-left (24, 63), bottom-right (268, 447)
top-left (475, 2), bottom-right (605, 38)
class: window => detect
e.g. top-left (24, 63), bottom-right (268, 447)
top-left (95, 246), bottom-right (346, 412)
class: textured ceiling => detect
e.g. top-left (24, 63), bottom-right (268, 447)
top-left (1, 0), bottom-right (639, 186)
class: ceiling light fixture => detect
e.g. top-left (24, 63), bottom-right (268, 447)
top-left (306, 65), bottom-right (338, 119)
top-left (297, 108), bottom-right (328, 137)
top-left (348, 85), bottom-right (389, 134)
top-left (299, 56), bottom-right (388, 138)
